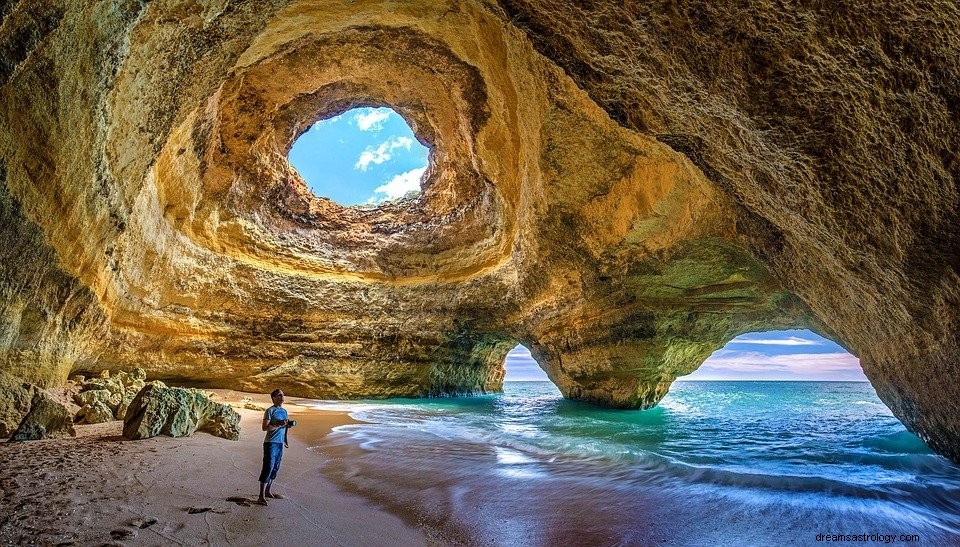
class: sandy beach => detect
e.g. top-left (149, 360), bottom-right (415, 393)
top-left (0, 390), bottom-right (427, 546)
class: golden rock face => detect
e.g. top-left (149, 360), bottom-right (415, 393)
top-left (0, 1), bottom-right (957, 460)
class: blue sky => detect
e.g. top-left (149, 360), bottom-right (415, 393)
top-left (503, 345), bottom-right (547, 381)
top-left (504, 330), bottom-right (865, 382)
top-left (288, 107), bottom-right (429, 205)
top-left (677, 329), bottom-right (865, 381)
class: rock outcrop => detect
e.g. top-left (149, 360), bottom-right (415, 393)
top-left (122, 383), bottom-right (241, 441)
top-left (9, 391), bottom-right (76, 441)
top-left (0, 2), bottom-right (957, 460)
top-left (0, 372), bottom-right (37, 437)
top-left (73, 368), bottom-right (147, 423)
top-left (75, 401), bottom-right (114, 425)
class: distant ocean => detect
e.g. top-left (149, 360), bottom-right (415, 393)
top-left (308, 381), bottom-right (960, 546)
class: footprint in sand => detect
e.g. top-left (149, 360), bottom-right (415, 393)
top-left (129, 517), bottom-right (158, 529)
top-left (110, 528), bottom-right (137, 540)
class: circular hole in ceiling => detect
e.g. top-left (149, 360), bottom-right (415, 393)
top-left (288, 107), bottom-right (430, 207)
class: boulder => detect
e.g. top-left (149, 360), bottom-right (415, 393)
top-left (122, 383), bottom-right (240, 441)
top-left (63, 367), bottom-right (153, 421)
top-left (115, 390), bottom-right (139, 420)
top-left (9, 391), bottom-right (76, 441)
top-left (80, 377), bottom-right (125, 397)
top-left (115, 370), bottom-right (145, 393)
top-left (75, 388), bottom-right (122, 411)
top-left (0, 372), bottom-right (37, 438)
top-left (44, 385), bottom-right (83, 417)
top-left (126, 368), bottom-right (147, 383)
top-left (126, 379), bottom-right (146, 395)
top-left (76, 401), bottom-right (116, 424)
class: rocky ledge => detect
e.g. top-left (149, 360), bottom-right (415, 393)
top-left (0, 1), bottom-right (957, 461)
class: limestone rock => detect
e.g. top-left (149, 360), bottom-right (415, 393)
top-left (127, 368), bottom-right (147, 382)
top-left (115, 391), bottom-right (138, 421)
top-left (72, 369), bottom-right (148, 419)
top-left (44, 385), bottom-right (82, 418)
top-left (122, 383), bottom-right (240, 441)
top-left (76, 402), bottom-right (116, 424)
top-left (80, 377), bottom-right (125, 398)
top-left (75, 389), bottom-right (121, 410)
top-left (120, 368), bottom-right (148, 396)
top-left (240, 397), bottom-right (266, 412)
top-left (0, 372), bottom-right (37, 438)
top-left (9, 391), bottom-right (76, 441)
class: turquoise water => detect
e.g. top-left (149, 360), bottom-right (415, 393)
top-left (311, 382), bottom-right (960, 545)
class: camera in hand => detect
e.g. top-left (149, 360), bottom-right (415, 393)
top-left (285, 419), bottom-right (297, 428)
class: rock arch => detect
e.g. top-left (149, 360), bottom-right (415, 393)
top-left (0, 1), bottom-right (957, 463)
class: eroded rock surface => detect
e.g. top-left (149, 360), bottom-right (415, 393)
top-left (122, 383), bottom-right (240, 441)
top-left (72, 368), bottom-right (147, 422)
top-left (0, 372), bottom-right (37, 437)
top-left (9, 391), bottom-right (76, 441)
top-left (76, 401), bottom-right (115, 425)
top-left (0, 1), bottom-right (957, 459)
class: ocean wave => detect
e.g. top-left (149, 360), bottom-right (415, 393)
top-left (308, 382), bottom-right (960, 543)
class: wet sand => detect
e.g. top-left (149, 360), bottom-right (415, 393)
top-left (0, 390), bottom-right (427, 546)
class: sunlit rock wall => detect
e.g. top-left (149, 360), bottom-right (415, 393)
top-left (0, 1), bottom-right (957, 460)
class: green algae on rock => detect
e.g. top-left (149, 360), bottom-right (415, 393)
top-left (122, 383), bottom-right (241, 441)
top-left (9, 391), bottom-right (76, 441)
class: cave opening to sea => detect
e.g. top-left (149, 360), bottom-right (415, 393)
top-left (678, 328), bottom-right (866, 382)
top-left (503, 343), bottom-right (551, 382)
top-left (318, 330), bottom-right (959, 545)
top-left (288, 106), bottom-right (430, 206)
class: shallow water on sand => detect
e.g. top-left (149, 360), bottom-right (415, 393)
top-left (307, 382), bottom-right (960, 546)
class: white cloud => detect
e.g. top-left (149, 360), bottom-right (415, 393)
top-left (366, 167), bottom-right (426, 204)
top-left (680, 350), bottom-right (865, 381)
top-left (728, 336), bottom-right (820, 346)
top-left (354, 136), bottom-right (414, 171)
top-left (354, 109), bottom-right (391, 131)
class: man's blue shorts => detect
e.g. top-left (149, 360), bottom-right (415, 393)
top-left (259, 442), bottom-right (283, 483)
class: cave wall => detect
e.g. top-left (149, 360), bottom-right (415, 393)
top-left (0, 1), bottom-right (957, 460)
top-left (0, 163), bottom-right (108, 385)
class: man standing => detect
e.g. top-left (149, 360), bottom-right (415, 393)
top-left (258, 388), bottom-right (288, 505)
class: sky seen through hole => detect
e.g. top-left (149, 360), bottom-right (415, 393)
top-left (288, 107), bottom-right (429, 206)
